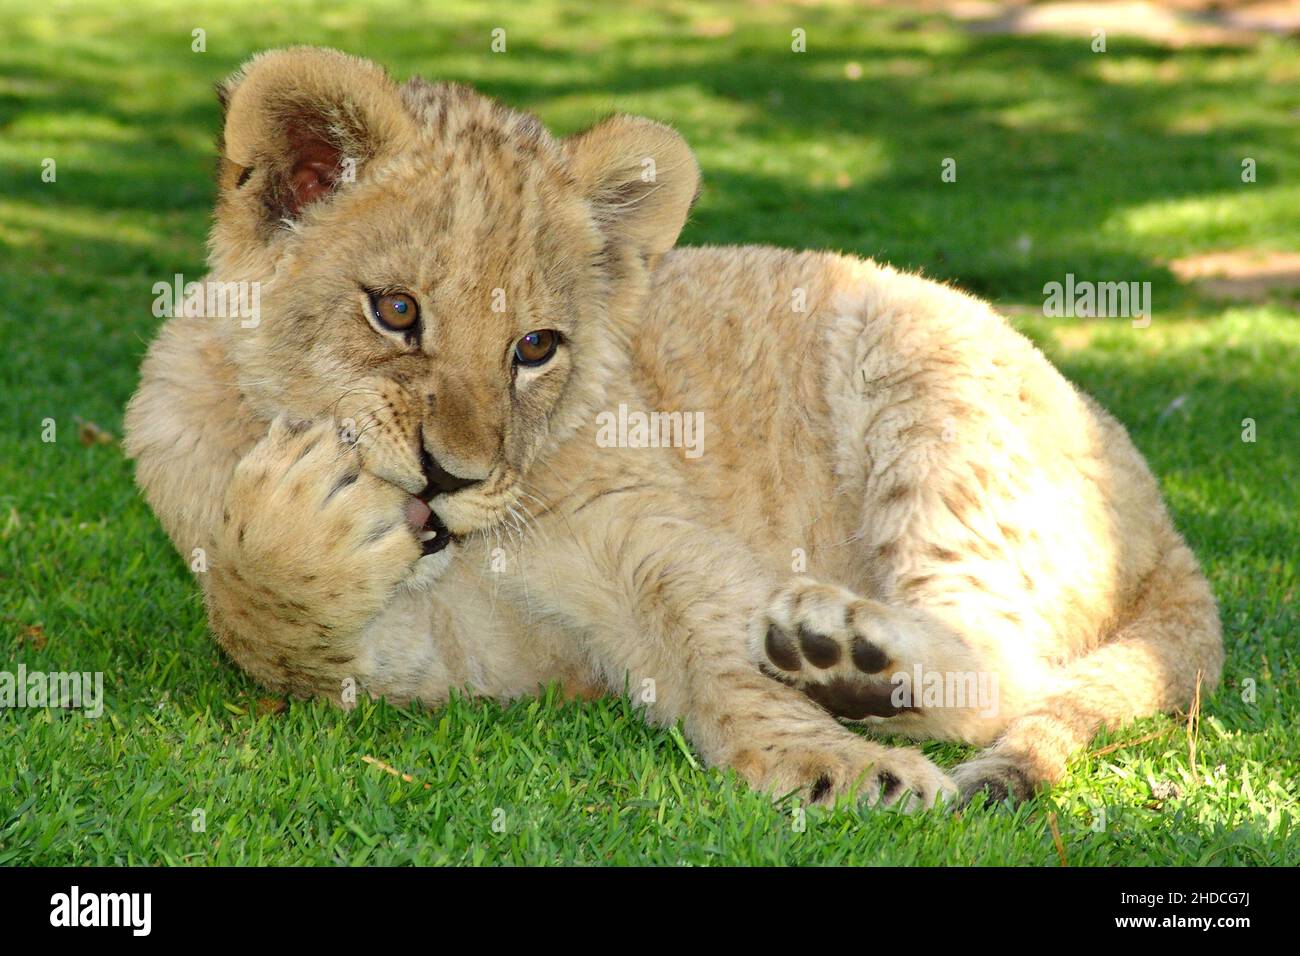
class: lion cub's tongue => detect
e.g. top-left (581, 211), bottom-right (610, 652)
top-left (405, 497), bottom-right (432, 531)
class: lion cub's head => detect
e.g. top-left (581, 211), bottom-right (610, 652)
top-left (209, 47), bottom-right (698, 542)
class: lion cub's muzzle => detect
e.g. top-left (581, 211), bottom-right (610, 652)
top-left (414, 448), bottom-right (482, 555)
top-left (420, 448), bottom-right (481, 497)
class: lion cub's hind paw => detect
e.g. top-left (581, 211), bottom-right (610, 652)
top-left (756, 578), bottom-right (913, 721)
top-left (952, 754), bottom-right (1038, 808)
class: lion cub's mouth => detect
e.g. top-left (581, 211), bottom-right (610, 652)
top-left (410, 495), bottom-right (461, 556)
top-left (418, 510), bottom-right (457, 556)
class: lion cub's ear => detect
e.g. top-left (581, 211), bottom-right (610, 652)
top-left (564, 115), bottom-right (700, 262)
top-left (214, 46), bottom-right (415, 245)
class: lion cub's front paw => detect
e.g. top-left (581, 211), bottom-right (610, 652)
top-left (216, 417), bottom-right (423, 627)
top-left (734, 733), bottom-right (955, 811)
top-left (754, 577), bottom-right (917, 722)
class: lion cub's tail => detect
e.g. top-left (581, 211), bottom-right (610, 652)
top-left (955, 530), bottom-right (1224, 803)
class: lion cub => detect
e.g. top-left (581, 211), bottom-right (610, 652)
top-left (125, 48), bottom-right (1222, 808)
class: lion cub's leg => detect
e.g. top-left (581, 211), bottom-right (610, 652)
top-left (951, 534), bottom-right (1222, 804)
top-left (789, 280), bottom-right (1223, 801)
top-left (523, 507), bottom-right (957, 810)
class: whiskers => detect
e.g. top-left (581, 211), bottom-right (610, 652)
top-left (475, 485), bottom-right (549, 561)
top-left (461, 479), bottom-right (568, 630)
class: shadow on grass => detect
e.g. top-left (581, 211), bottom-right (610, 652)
top-left (2, 8), bottom-right (1294, 296)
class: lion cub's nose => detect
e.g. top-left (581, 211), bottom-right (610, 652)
top-left (419, 449), bottom-right (482, 499)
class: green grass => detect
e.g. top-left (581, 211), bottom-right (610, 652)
top-left (1, 0), bottom-right (1297, 865)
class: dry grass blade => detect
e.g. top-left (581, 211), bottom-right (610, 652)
top-left (1089, 725), bottom-right (1174, 758)
top-left (1188, 670), bottom-right (1203, 778)
top-left (361, 754), bottom-right (432, 789)
top-left (1046, 811), bottom-right (1068, 867)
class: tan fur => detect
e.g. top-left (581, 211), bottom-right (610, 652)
top-left (124, 48), bottom-right (1223, 809)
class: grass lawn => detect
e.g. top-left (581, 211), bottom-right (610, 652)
top-left (1, 0), bottom-right (1296, 865)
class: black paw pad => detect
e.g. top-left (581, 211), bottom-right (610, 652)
top-left (806, 677), bottom-right (906, 720)
top-left (765, 626), bottom-right (802, 672)
top-left (797, 625), bottom-right (841, 668)
top-left (850, 636), bottom-right (890, 674)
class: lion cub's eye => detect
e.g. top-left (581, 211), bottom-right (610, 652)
top-left (513, 330), bottom-right (560, 367)
top-left (369, 292), bottom-right (419, 332)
